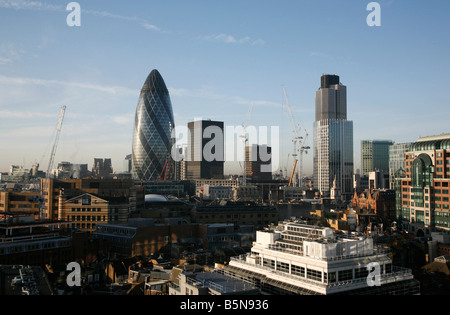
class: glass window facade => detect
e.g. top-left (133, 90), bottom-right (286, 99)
top-left (313, 119), bottom-right (353, 196)
top-left (132, 70), bottom-right (175, 182)
top-left (313, 75), bottom-right (354, 198)
top-left (361, 140), bottom-right (394, 177)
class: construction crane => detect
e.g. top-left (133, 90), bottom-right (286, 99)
top-left (298, 131), bottom-right (310, 188)
top-left (288, 160), bottom-right (297, 187)
top-left (39, 105), bottom-right (66, 220)
top-left (239, 101), bottom-right (254, 186)
top-left (46, 105), bottom-right (66, 179)
top-left (282, 86), bottom-right (309, 187)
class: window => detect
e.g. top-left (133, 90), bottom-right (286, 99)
top-left (327, 272), bottom-right (336, 283)
top-left (355, 267), bottom-right (368, 279)
top-left (263, 258), bottom-right (275, 269)
top-left (277, 262), bottom-right (289, 273)
top-left (338, 269), bottom-right (353, 282)
top-left (292, 265), bottom-right (305, 277)
top-left (82, 195), bottom-right (91, 205)
top-left (307, 269), bottom-right (322, 282)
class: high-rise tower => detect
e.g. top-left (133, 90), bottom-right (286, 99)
top-left (313, 75), bottom-right (354, 199)
top-left (361, 140), bottom-right (394, 177)
top-left (185, 120), bottom-right (224, 179)
top-left (132, 70), bottom-right (175, 182)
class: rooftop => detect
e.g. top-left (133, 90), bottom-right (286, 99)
top-left (185, 270), bottom-right (259, 294)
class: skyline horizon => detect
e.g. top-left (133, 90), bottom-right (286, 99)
top-left (1, 1), bottom-right (449, 177)
top-left (1, 66), bottom-right (448, 176)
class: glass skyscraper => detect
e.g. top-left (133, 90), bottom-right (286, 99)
top-left (313, 75), bottom-right (353, 198)
top-left (132, 69), bottom-right (175, 182)
top-left (361, 140), bottom-right (394, 177)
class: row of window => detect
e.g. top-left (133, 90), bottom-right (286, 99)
top-left (71, 207), bottom-right (104, 212)
top-left (68, 215), bottom-right (106, 222)
top-left (0, 240), bottom-right (71, 255)
top-left (260, 257), bottom-right (393, 284)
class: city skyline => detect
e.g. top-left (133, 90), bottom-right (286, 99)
top-left (0, 0), bottom-right (449, 176)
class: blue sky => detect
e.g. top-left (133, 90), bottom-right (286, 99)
top-left (0, 0), bottom-right (449, 177)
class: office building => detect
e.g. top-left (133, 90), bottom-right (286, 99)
top-left (92, 222), bottom-right (208, 259)
top-left (55, 162), bottom-right (90, 179)
top-left (224, 219), bottom-right (420, 295)
top-left (40, 178), bottom-right (143, 222)
top-left (0, 213), bottom-right (73, 266)
top-left (245, 144), bottom-right (272, 182)
top-left (123, 154), bottom-right (132, 173)
top-left (92, 158), bottom-right (113, 178)
top-left (0, 190), bottom-right (42, 218)
top-left (132, 69), bottom-right (175, 182)
top-left (368, 170), bottom-right (390, 190)
top-left (399, 134), bottom-right (450, 236)
top-left (185, 120), bottom-right (224, 180)
top-left (361, 140), bottom-right (394, 177)
top-left (389, 142), bottom-right (413, 189)
top-left (313, 75), bottom-right (354, 199)
top-left (193, 201), bottom-right (278, 230)
top-left (169, 266), bottom-right (259, 295)
top-left (58, 192), bottom-right (110, 233)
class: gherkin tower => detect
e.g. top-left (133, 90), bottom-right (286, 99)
top-left (132, 70), bottom-right (175, 181)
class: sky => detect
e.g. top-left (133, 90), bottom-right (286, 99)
top-left (0, 0), bottom-right (449, 178)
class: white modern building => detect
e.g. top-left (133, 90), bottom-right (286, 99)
top-left (224, 219), bottom-right (420, 295)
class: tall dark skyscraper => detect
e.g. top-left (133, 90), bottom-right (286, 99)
top-left (313, 74), bottom-right (354, 198)
top-left (132, 70), bottom-right (175, 182)
top-left (185, 120), bottom-right (224, 179)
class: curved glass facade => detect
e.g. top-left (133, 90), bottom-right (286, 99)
top-left (132, 70), bottom-right (175, 181)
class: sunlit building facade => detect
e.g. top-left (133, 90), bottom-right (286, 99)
top-left (313, 75), bottom-right (354, 199)
top-left (400, 134), bottom-right (450, 236)
top-left (225, 219), bottom-right (420, 295)
top-left (132, 70), bottom-right (175, 182)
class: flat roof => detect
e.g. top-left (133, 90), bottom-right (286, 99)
top-left (193, 271), bottom-right (258, 294)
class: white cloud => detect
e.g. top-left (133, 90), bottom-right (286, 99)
top-left (251, 38), bottom-right (266, 46)
top-left (0, 43), bottom-right (26, 65)
top-left (0, 74), bottom-right (138, 96)
top-left (0, 0), bottom-right (62, 11)
top-left (0, 1), bottom-right (166, 33)
top-left (201, 33), bottom-right (265, 46)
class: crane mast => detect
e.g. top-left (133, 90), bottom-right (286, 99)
top-left (282, 86), bottom-right (309, 187)
top-left (240, 102), bottom-right (254, 186)
top-left (46, 105), bottom-right (66, 178)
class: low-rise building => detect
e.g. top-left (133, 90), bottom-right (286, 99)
top-left (0, 213), bottom-right (73, 266)
top-left (92, 221), bottom-right (208, 259)
top-left (169, 266), bottom-right (259, 295)
top-left (0, 190), bottom-right (42, 218)
top-left (224, 219), bottom-right (420, 295)
top-left (193, 201), bottom-right (278, 230)
top-left (351, 189), bottom-right (396, 227)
